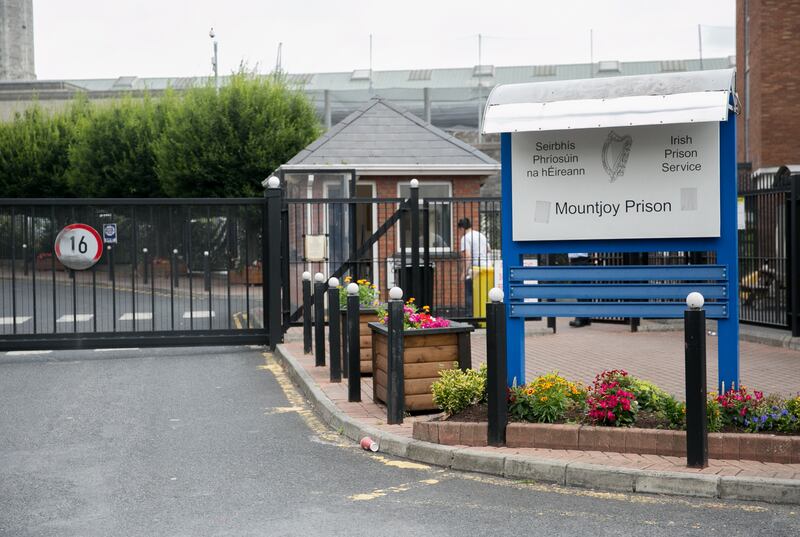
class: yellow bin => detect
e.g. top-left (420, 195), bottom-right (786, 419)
top-left (471, 265), bottom-right (494, 327)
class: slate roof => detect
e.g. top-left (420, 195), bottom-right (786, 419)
top-left (280, 98), bottom-right (499, 174)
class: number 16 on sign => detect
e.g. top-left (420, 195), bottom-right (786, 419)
top-left (54, 224), bottom-right (103, 270)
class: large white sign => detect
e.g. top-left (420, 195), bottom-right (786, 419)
top-left (511, 122), bottom-right (720, 241)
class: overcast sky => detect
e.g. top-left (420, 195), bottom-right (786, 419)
top-left (33, 0), bottom-right (735, 80)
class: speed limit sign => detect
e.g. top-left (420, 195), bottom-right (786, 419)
top-left (54, 224), bottom-right (103, 270)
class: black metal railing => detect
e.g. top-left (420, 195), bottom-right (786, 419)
top-left (284, 196), bottom-right (501, 324)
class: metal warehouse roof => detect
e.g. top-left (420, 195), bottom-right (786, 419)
top-left (56, 57), bottom-right (733, 94)
top-left (280, 98), bottom-right (499, 175)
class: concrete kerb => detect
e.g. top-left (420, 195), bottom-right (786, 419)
top-left (719, 476), bottom-right (800, 504)
top-left (271, 343), bottom-right (800, 505)
top-left (635, 470), bottom-right (720, 498)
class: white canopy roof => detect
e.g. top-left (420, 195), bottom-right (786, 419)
top-left (482, 69), bottom-right (736, 133)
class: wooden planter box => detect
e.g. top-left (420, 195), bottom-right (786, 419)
top-left (369, 321), bottom-right (474, 412)
top-left (340, 307), bottom-right (379, 375)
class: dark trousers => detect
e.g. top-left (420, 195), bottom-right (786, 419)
top-left (570, 256), bottom-right (591, 324)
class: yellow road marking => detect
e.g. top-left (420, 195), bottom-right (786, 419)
top-left (369, 454), bottom-right (429, 470)
top-left (264, 406), bottom-right (305, 415)
top-left (348, 478), bottom-right (440, 501)
top-left (259, 353), bottom-right (346, 445)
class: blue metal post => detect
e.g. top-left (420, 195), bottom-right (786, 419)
top-left (716, 111), bottom-right (740, 391)
top-left (501, 132), bottom-right (526, 386)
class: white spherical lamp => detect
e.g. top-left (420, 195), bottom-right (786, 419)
top-left (410, 178), bottom-right (419, 189)
top-left (347, 283), bottom-right (359, 295)
top-left (488, 287), bottom-right (504, 303)
top-left (686, 292), bottom-right (705, 310)
top-left (302, 271), bottom-right (312, 281)
top-left (266, 175), bottom-right (280, 189)
top-left (328, 277), bottom-right (340, 288)
top-left (314, 272), bottom-right (325, 283)
top-left (389, 286), bottom-right (403, 300)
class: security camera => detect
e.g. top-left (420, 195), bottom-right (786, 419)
top-left (209, 27), bottom-right (215, 39)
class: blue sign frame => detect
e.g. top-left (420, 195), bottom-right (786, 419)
top-left (500, 112), bottom-right (739, 392)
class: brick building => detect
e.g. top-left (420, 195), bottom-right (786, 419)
top-left (278, 98), bottom-right (499, 315)
top-left (737, 0), bottom-right (800, 170)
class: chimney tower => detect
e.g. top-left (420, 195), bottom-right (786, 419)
top-left (0, 0), bottom-right (35, 80)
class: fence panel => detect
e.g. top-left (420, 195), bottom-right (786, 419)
top-left (284, 196), bottom-right (501, 324)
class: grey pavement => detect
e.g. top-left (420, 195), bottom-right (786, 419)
top-left (2, 346), bottom-right (800, 536)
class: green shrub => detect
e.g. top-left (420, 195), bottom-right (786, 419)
top-left (154, 71), bottom-right (321, 198)
top-left (659, 395), bottom-right (686, 430)
top-left (0, 70), bottom-right (320, 199)
top-left (67, 95), bottom-right (166, 197)
top-left (431, 364), bottom-right (486, 415)
top-left (628, 378), bottom-right (671, 413)
top-left (650, 393), bottom-right (730, 432)
top-left (0, 103), bottom-right (84, 197)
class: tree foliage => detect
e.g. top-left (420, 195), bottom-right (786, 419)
top-left (0, 103), bottom-right (85, 197)
top-left (154, 73), bottom-right (320, 198)
top-left (0, 72), bottom-right (320, 198)
top-left (67, 95), bottom-right (165, 197)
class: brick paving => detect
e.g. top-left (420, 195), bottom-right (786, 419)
top-left (282, 334), bottom-right (800, 482)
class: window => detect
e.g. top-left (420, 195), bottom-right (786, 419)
top-left (597, 60), bottom-right (621, 73)
top-left (398, 182), bottom-right (452, 250)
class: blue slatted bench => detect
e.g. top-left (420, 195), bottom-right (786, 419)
top-left (508, 265), bottom-right (729, 320)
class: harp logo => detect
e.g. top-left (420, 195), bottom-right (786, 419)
top-left (601, 131), bottom-right (633, 183)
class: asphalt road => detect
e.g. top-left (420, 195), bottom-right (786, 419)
top-left (1, 346), bottom-right (798, 537)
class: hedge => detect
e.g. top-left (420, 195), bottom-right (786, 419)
top-left (0, 72), bottom-right (320, 198)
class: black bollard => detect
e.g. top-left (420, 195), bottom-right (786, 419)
top-left (302, 272), bottom-right (312, 354)
top-left (386, 290), bottom-right (405, 425)
top-left (684, 292), bottom-right (708, 468)
top-left (347, 286), bottom-right (361, 402)
top-left (328, 278), bottom-right (342, 383)
top-left (314, 274), bottom-right (326, 367)
top-left (486, 289), bottom-right (508, 446)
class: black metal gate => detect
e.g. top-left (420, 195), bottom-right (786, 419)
top-left (0, 197), bottom-right (280, 350)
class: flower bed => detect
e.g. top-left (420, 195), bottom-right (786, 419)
top-left (412, 420), bottom-right (800, 463)
top-left (412, 368), bottom-right (800, 463)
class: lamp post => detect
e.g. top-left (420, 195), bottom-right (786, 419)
top-left (209, 27), bottom-right (219, 94)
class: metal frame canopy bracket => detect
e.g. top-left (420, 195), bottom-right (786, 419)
top-left (482, 69), bottom-right (735, 133)
top-left (489, 68), bottom-right (740, 392)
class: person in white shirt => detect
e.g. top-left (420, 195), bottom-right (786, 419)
top-left (458, 218), bottom-right (490, 315)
